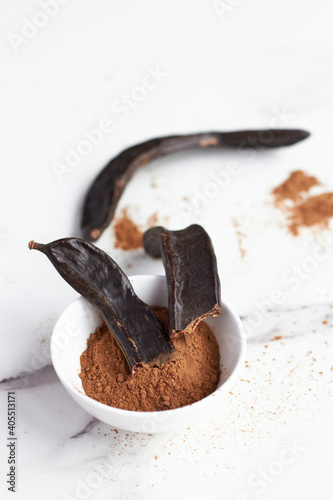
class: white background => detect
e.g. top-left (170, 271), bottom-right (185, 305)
top-left (1, 1), bottom-right (333, 499)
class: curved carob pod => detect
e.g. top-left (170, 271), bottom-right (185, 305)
top-left (81, 129), bottom-right (310, 241)
top-left (143, 224), bottom-right (222, 337)
top-left (28, 238), bottom-right (176, 372)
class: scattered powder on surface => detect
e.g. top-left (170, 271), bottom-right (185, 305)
top-left (288, 193), bottom-right (333, 235)
top-left (232, 218), bottom-right (246, 258)
top-left (113, 209), bottom-right (144, 250)
top-left (272, 170), bottom-right (319, 203)
top-left (272, 170), bottom-right (333, 235)
top-left (113, 209), bottom-right (159, 250)
top-left (79, 306), bottom-right (220, 411)
top-left (271, 335), bottom-right (282, 341)
top-left (147, 212), bottom-right (158, 227)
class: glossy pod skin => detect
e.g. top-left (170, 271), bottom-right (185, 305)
top-left (81, 129), bottom-right (310, 241)
top-left (143, 224), bottom-right (222, 337)
top-left (29, 238), bottom-right (176, 372)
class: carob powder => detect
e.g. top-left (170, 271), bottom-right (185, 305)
top-left (79, 307), bottom-right (220, 411)
top-left (272, 170), bottom-right (333, 235)
top-left (288, 193), bottom-right (333, 236)
top-left (272, 170), bottom-right (319, 203)
top-left (113, 208), bottom-right (143, 251)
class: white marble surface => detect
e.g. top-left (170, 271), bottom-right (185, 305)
top-left (1, 0), bottom-right (333, 498)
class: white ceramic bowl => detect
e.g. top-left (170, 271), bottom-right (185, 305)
top-left (51, 275), bottom-right (246, 433)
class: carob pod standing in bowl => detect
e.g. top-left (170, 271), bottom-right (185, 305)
top-left (28, 238), bottom-right (176, 372)
top-left (81, 129), bottom-right (310, 241)
top-left (143, 224), bottom-right (222, 337)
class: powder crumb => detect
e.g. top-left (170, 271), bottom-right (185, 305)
top-left (113, 208), bottom-right (143, 250)
top-left (271, 335), bottom-right (282, 341)
top-left (79, 306), bottom-right (220, 412)
top-left (323, 320), bottom-right (328, 325)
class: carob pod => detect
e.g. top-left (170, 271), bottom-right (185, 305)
top-left (143, 224), bottom-right (222, 337)
top-left (81, 129), bottom-right (310, 241)
top-left (28, 238), bottom-right (176, 372)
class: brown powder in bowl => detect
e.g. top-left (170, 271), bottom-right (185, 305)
top-left (79, 307), bottom-right (220, 411)
top-left (113, 209), bottom-right (143, 250)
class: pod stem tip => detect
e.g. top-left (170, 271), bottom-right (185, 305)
top-left (28, 240), bottom-right (44, 251)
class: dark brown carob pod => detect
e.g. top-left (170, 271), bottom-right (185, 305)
top-left (81, 129), bottom-right (310, 241)
top-left (28, 238), bottom-right (176, 372)
top-left (143, 224), bottom-right (222, 337)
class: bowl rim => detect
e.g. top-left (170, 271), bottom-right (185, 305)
top-left (51, 274), bottom-right (246, 418)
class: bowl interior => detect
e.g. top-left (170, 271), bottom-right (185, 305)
top-left (51, 275), bottom-right (245, 404)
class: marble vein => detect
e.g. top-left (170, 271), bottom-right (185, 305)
top-left (70, 418), bottom-right (99, 439)
top-left (0, 364), bottom-right (57, 390)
